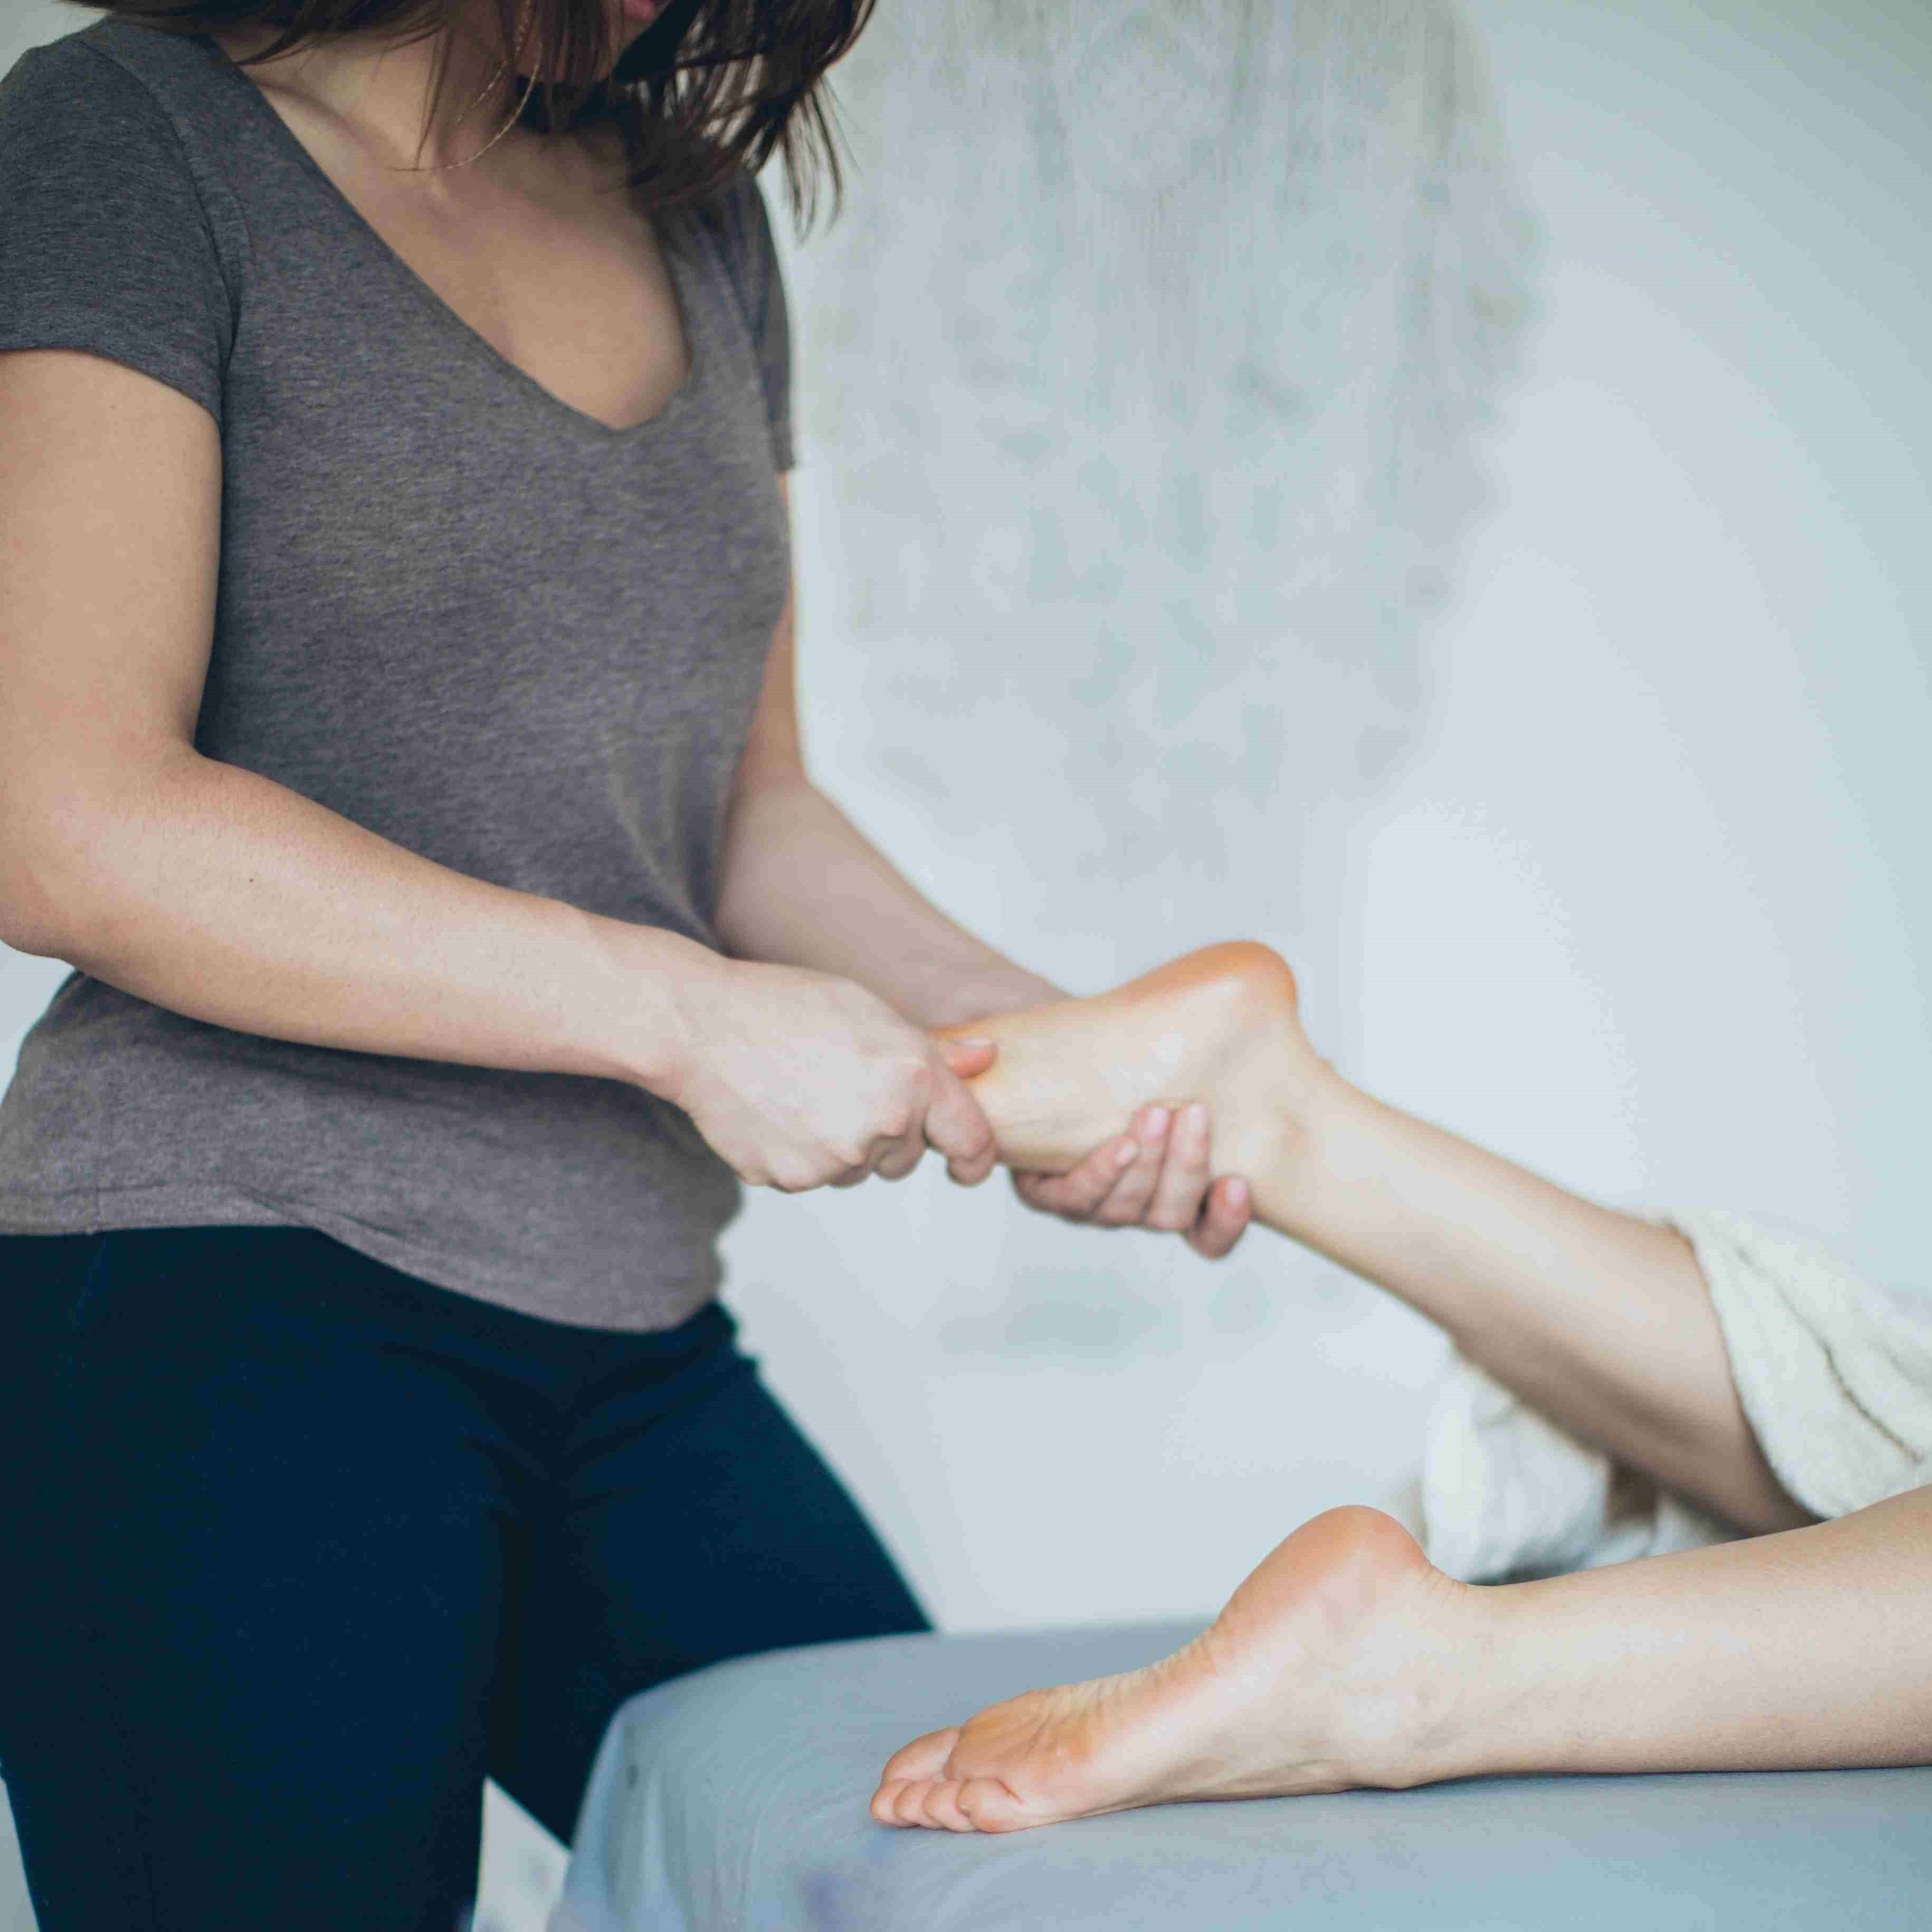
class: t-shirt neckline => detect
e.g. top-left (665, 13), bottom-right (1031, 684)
top-left (187, 27), bottom-right (703, 444)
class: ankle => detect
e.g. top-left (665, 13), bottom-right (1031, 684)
top-left (1350, 1571), bottom-right (1505, 1790)
top-left (1233, 1058), bottom-right (1356, 1232)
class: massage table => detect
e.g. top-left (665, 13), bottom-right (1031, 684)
top-left (555, 1622), bottom-right (1932, 1931)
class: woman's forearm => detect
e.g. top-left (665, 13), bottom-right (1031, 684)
top-left (713, 774), bottom-right (1061, 1028)
top-left (15, 744), bottom-right (710, 1092)
top-left (1272, 1074), bottom-right (1808, 1534)
top-left (1431, 1483), bottom-right (1932, 1779)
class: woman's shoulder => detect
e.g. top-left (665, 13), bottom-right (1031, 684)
top-left (680, 158), bottom-right (786, 331)
top-left (688, 160), bottom-right (779, 256)
top-left (0, 21), bottom-right (246, 426)
top-left (0, 20), bottom-right (239, 189)
top-left (2, 17), bottom-right (224, 121)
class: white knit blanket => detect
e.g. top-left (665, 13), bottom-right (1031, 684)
top-left (1421, 1210), bottom-right (1932, 1583)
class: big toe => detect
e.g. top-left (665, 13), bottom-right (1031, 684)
top-left (882, 1725), bottom-right (960, 1784)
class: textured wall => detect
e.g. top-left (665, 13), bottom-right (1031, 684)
top-left (746, 0), bottom-right (1531, 1410)
top-left (778, 0), bottom-right (1532, 1024)
top-left (723, 0), bottom-right (1932, 1639)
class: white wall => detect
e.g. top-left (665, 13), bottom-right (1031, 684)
top-left (720, 0), bottom-right (1932, 1634)
top-left (2, 0), bottom-right (1927, 1886)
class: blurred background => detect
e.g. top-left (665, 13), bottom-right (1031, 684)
top-left (3, 2), bottom-right (1928, 1928)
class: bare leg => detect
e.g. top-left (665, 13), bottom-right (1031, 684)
top-left (876, 946), bottom-right (1900, 1835)
top-left (940, 943), bottom-right (1804, 1535)
top-left (873, 1488), bottom-right (1932, 1833)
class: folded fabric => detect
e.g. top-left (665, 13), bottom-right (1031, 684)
top-left (1421, 1210), bottom-right (1932, 1583)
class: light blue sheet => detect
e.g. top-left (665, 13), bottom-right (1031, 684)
top-left (557, 1622), bottom-right (1932, 1932)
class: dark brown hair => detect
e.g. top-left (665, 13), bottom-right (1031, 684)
top-left (86, 0), bottom-right (877, 229)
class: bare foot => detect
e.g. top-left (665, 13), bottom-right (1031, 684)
top-left (871, 1507), bottom-right (1480, 1833)
top-left (937, 941), bottom-right (1328, 1191)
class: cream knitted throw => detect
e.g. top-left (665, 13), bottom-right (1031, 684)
top-left (1422, 1211), bottom-right (1932, 1582)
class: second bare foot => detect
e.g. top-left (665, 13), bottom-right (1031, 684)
top-left (871, 1507), bottom-right (1480, 1834)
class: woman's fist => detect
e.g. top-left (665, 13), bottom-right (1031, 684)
top-left (662, 958), bottom-right (998, 1194)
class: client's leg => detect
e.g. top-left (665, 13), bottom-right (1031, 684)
top-left (874, 1486), bottom-right (1932, 1833)
top-left (939, 943), bottom-right (1803, 1536)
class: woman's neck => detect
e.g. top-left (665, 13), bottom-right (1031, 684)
top-left (211, 7), bottom-right (524, 174)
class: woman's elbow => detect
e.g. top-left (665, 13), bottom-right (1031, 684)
top-left (0, 788), bottom-right (113, 962)
top-left (0, 876), bottom-right (78, 961)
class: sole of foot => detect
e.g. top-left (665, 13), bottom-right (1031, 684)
top-left (871, 1507), bottom-right (1473, 1834)
top-left (938, 940), bottom-right (1325, 1181)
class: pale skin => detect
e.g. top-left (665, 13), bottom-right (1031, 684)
top-left (875, 944), bottom-right (1932, 1832)
top-left (0, 0), bottom-right (1248, 1247)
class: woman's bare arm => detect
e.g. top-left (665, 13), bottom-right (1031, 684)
top-left (712, 533), bottom-right (1060, 1030)
top-left (712, 498), bottom-right (1253, 1248)
top-left (0, 350), bottom-right (707, 1089)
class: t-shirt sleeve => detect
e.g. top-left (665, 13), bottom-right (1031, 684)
top-left (0, 41), bottom-right (235, 426)
top-left (712, 166), bottom-right (795, 473)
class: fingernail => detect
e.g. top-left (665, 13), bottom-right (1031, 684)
top-left (1115, 1140), bottom-right (1139, 1169)
top-left (1183, 1102), bottom-right (1209, 1135)
top-left (1141, 1107), bottom-right (1170, 1141)
top-left (1227, 1177), bottom-right (1249, 1210)
top-left (949, 1037), bottom-right (995, 1052)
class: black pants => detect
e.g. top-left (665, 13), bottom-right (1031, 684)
top-left (0, 1226), bottom-right (926, 1930)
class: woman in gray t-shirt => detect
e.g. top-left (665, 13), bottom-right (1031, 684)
top-left (0, 1), bottom-right (1251, 1923)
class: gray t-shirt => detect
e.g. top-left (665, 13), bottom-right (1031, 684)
top-left (0, 20), bottom-right (795, 1330)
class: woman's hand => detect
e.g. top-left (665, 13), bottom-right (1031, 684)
top-left (1010, 1103), bottom-right (1254, 1259)
top-left (662, 957), bottom-right (1000, 1193)
top-left (928, 1038), bottom-right (1253, 1259)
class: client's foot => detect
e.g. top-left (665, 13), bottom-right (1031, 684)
top-left (938, 941), bottom-right (1327, 1185)
top-left (870, 1507), bottom-right (1478, 1834)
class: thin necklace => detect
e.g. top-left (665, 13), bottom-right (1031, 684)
top-left (406, 16), bottom-right (538, 174)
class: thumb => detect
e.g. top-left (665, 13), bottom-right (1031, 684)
top-left (935, 1034), bottom-right (997, 1080)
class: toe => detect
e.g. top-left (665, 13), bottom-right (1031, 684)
top-left (955, 1774), bottom-right (1035, 1834)
top-left (880, 1725), bottom-right (960, 1786)
top-left (891, 1777), bottom-right (939, 1828)
top-left (919, 1781), bottom-right (978, 1833)
top-left (870, 1779), bottom-right (913, 1827)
